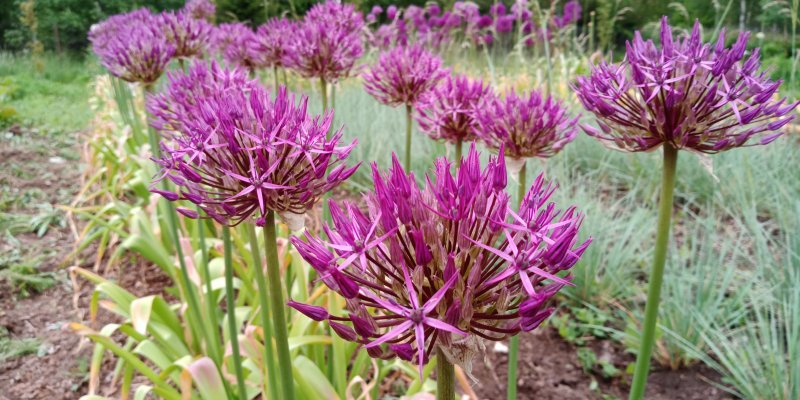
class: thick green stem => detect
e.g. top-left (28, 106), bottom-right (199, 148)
top-left (455, 139), bottom-right (462, 166)
top-left (507, 160), bottom-right (527, 400)
top-left (223, 226), bottom-right (248, 400)
top-left (320, 77), bottom-right (328, 113)
top-left (436, 348), bottom-right (455, 400)
top-left (263, 212), bottom-right (295, 400)
top-left (405, 104), bottom-right (413, 171)
top-left (629, 145), bottom-right (678, 400)
top-left (273, 66), bottom-right (280, 93)
top-left (246, 224), bottom-right (279, 400)
top-left (197, 208), bottom-right (223, 368)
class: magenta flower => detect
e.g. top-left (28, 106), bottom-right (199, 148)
top-left (211, 23), bottom-right (260, 71)
top-left (553, 0), bottom-right (582, 29)
top-left (158, 10), bottom-right (212, 59)
top-left (289, 145), bottom-right (590, 376)
top-left (254, 18), bottom-right (296, 69)
top-left (148, 62), bottom-right (359, 228)
top-left (573, 17), bottom-right (797, 153)
top-left (363, 44), bottom-right (448, 108)
top-left (416, 74), bottom-right (489, 144)
top-left (285, 0), bottom-right (365, 83)
top-left (89, 9), bottom-right (175, 84)
top-left (474, 89), bottom-right (579, 162)
top-left (183, 0), bottom-right (215, 22)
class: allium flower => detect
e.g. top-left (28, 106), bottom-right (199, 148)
top-left (474, 89), bottom-right (579, 163)
top-left (89, 10), bottom-right (175, 84)
top-left (254, 18), bottom-right (296, 69)
top-left (183, 0), bottom-right (216, 22)
top-left (212, 23), bottom-right (260, 71)
top-left (363, 44), bottom-right (448, 107)
top-left (285, 0), bottom-right (365, 83)
top-left (289, 145), bottom-right (590, 376)
top-left (158, 11), bottom-right (212, 59)
top-left (416, 74), bottom-right (489, 144)
top-left (553, 0), bottom-right (582, 29)
top-left (149, 62), bottom-right (359, 228)
top-left (573, 17), bottom-right (798, 153)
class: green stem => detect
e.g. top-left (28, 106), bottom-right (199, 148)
top-left (405, 104), bottom-right (413, 171)
top-left (197, 207), bottom-right (224, 368)
top-left (436, 348), bottom-right (455, 400)
top-left (223, 226), bottom-right (248, 400)
top-left (455, 139), bottom-right (462, 167)
top-left (263, 212), bottom-right (295, 400)
top-left (274, 66), bottom-right (280, 93)
top-left (246, 224), bottom-right (279, 400)
top-left (507, 160), bottom-right (527, 400)
top-left (629, 145), bottom-right (678, 400)
top-left (320, 77), bottom-right (328, 113)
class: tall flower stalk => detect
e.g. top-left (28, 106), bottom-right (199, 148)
top-left (363, 44), bottom-right (447, 170)
top-left (573, 17), bottom-right (797, 399)
top-left (289, 145), bottom-right (590, 400)
top-left (474, 86), bottom-right (579, 400)
top-left (148, 62), bottom-right (358, 400)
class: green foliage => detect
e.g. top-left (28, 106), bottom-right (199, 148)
top-left (0, 326), bottom-right (41, 362)
top-left (576, 347), bottom-right (621, 379)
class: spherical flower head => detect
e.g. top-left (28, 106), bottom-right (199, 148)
top-left (183, 0), bottom-right (215, 22)
top-left (416, 74), bottom-right (489, 144)
top-left (289, 144), bottom-right (591, 378)
top-left (285, 0), bottom-right (365, 82)
top-left (211, 23), bottom-right (261, 70)
top-left (158, 10), bottom-right (212, 59)
top-left (363, 44), bottom-right (448, 107)
top-left (149, 62), bottom-right (359, 228)
top-left (147, 60), bottom-right (255, 138)
top-left (254, 18), bottom-right (296, 69)
top-left (90, 10), bottom-right (175, 84)
top-left (573, 17), bottom-right (798, 153)
top-left (553, 0), bottom-right (582, 29)
top-left (475, 89), bottom-right (579, 162)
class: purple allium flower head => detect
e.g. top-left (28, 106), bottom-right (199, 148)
top-left (573, 17), bottom-right (798, 153)
top-left (212, 23), bottom-right (260, 70)
top-left (555, 0), bottom-right (582, 28)
top-left (491, 2), bottom-right (507, 16)
top-left (183, 0), bottom-right (215, 22)
top-left (289, 145), bottom-right (590, 377)
top-left (89, 9), bottom-right (175, 84)
top-left (285, 0), bottom-right (365, 82)
top-left (254, 18), bottom-right (296, 69)
top-left (495, 15), bottom-right (515, 34)
top-left (387, 5), bottom-right (398, 21)
top-left (362, 44), bottom-right (448, 107)
top-left (475, 89), bottom-right (579, 161)
top-left (148, 61), bottom-right (359, 228)
top-left (416, 74), bottom-right (490, 144)
top-left (158, 10), bottom-right (212, 59)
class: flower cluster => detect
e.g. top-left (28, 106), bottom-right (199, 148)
top-left (148, 61), bottom-right (359, 228)
top-left (89, 9), bottom-right (175, 84)
top-left (284, 0), bottom-right (365, 82)
top-left (254, 18), bottom-right (296, 70)
top-left (289, 145), bottom-right (590, 376)
top-left (573, 17), bottom-right (798, 153)
top-left (183, 0), bottom-right (215, 22)
top-left (416, 74), bottom-right (489, 144)
top-left (212, 23), bottom-right (260, 71)
top-left (553, 1), bottom-right (582, 29)
top-left (158, 10), bottom-right (212, 59)
top-left (363, 44), bottom-right (448, 108)
top-left (474, 89), bottom-right (579, 162)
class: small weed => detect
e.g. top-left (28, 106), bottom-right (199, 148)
top-left (0, 326), bottom-right (41, 362)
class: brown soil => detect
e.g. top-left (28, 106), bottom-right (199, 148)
top-left (469, 327), bottom-right (729, 400)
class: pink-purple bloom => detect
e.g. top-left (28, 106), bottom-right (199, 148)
top-left (289, 145), bottom-right (590, 376)
top-left (553, 0), bottom-right (582, 29)
top-left (285, 0), bottom-right (365, 82)
top-left (212, 23), bottom-right (260, 71)
top-left (254, 18), bottom-right (296, 69)
top-left (158, 10), bottom-right (212, 59)
top-left (183, 0), bottom-right (215, 22)
top-left (148, 61), bottom-right (358, 227)
top-left (363, 44), bottom-right (448, 107)
top-left (573, 17), bottom-right (798, 153)
top-left (416, 74), bottom-right (490, 144)
top-left (89, 9), bottom-right (175, 84)
top-left (475, 89), bottom-right (579, 160)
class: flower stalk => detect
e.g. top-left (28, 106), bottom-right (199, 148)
top-left (506, 161), bottom-right (527, 400)
top-left (405, 104), bottom-right (413, 170)
top-left (629, 144), bottom-right (678, 400)
top-left (263, 211), bottom-right (295, 400)
top-left (436, 348), bottom-right (455, 400)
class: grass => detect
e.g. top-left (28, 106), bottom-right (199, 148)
top-left (0, 52), bottom-right (96, 134)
